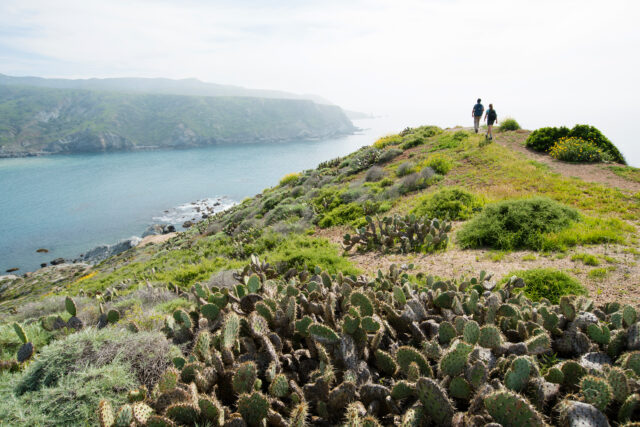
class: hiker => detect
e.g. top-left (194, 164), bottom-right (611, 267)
top-left (472, 98), bottom-right (484, 133)
top-left (484, 104), bottom-right (498, 140)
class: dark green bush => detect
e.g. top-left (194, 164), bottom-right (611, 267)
top-left (457, 197), bottom-right (580, 250)
top-left (499, 118), bottom-right (520, 131)
top-left (503, 268), bottom-right (587, 303)
top-left (401, 135), bottom-right (425, 150)
top-left (526, 125), bottom-right (625, 164)
top-left (411, 188), bottom-right (483, 220)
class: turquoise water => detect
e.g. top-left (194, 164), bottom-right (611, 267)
top-left (0, 118), bottom-right (399, 273)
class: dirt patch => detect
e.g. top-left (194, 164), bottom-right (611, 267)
top-left (138, 232), bottom-right (177, 247)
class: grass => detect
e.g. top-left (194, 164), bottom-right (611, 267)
top-left (503, 268), bottom-right (587, 303)
top-left (571, 253), bottom-right (600, 266)
top-left (588, 268), bottom-right (609, 280)
top-left (609, 165), bottom-right (640, 183)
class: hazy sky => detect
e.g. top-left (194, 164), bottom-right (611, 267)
top-left (1, 0), bottom-right (639, 164)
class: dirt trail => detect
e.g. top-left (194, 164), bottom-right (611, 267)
top-left (493, 130), bottom-right (640, 194)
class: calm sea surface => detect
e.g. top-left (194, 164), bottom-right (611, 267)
top-left (0, 118), bottom-right (401, 273)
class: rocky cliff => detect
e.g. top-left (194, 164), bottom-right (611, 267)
top-left (0, 85), bottom-right (356, 156)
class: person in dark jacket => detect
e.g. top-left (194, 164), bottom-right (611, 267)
top-left (471, 98), bottom-right (484, 133)
top-left (484, 104), bottom-right (498, 140)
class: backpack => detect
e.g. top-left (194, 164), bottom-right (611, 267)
top-left (473, 104), bottom-right (484, 116)
top-left (487, 109), bottom-right (497, 121)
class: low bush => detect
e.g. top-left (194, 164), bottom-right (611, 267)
top-left (16, 328), bottom-right (172, 395)
top-left (401, 135), bottom-right (425, 150)
top-left (396, 162), bottom-right (415, 177)
top-left (571, 253), bottom-right (600, 266)
top-left (526, 124), bottom-right (625, 163)
top-left (549, 137), bottom-right (611, 163)
top-left (540, 216), bottom-right (630, 251)
top-left (264, 202), bottom-right (309, 225)
top-left (317, 203), bottom-right (364, 228)
top-left (499, 118), bottom-right (521, 131)
top-left (503, 268), bottom-right (587, 303)
top-left (279, 172), bottom-right (301, 186)
top-left (411, 187), bottom-right (483, 220)
top-left (377, 148), bottom-right (402, 164)
top-left (372, 134), bottom-right (402, 149)
top-left (341, 147), bottom-right (382, 174)
top-left (425, 154), bottom-right (453, 175)
top-left (398, 169), bottom-right (441, 195)
top-left (457, 197), bottom-right (580, 250)
top-left (364, 166), bottom-right (386, 182)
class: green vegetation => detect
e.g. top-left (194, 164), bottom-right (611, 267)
top-left (499, 118), bottom-right (521, 131)
top-left (571, 252), bottom-right (600, 266)
top-left (525, 124), bottom-right (625, 163)
top-left (411, 187), bottom-right (483, 220)
top-left (0, 121), bottom-right (638, 426)
top-left (549, 137), bottom-right (611, 163)
top-left (457, 197), bottom-right (580, 250)
top-left (0, 329), bottom-right (172, 425)
top-left (503, 268), bottom-right (587, 303)
top-left (609, 165), bottom-right (640, 183)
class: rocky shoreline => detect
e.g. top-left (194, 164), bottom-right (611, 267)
top-left (1, 196), bottom-right (235, 277)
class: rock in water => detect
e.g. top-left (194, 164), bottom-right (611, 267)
top-left (182, 220), bottom-right (194, 228)
top-left (36, 248), bottom-right (49, 253)
top-left (5, 267), bottom-right (19, 273)
top-left (50, 258), bottom-right (65, 265)
top-left (81, 237), bottom-right (142, 264)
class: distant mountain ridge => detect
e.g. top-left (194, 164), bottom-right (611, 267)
top-left (0, 75), bottom-right (357, 156)
top-left (0, 73), bottom-right (334, 105)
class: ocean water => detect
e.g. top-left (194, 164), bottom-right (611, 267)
top-left (0, 117), bottom-right (401, 273)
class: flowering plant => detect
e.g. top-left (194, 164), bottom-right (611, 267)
top-left (549, 137), bottom-right (611, 163)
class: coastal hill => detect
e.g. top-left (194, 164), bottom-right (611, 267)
top-left (0, 76), bottom-right (356, 156)
top-left (1, 123), bottom-right (639, 425)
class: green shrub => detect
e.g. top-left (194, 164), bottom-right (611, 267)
top-left (279, 172), bottom-right (301, 186)
top-left (396, 162), bottom-right (415, 177)
top-left (265, 235), bottom-right (359, 275)
top-left (503, 268), bottom-right (586, 303)
top-left (373, 134), bottom-right (402, 149)
top-left (378, 148), bottom-right (403, 164)
top-left (398, 170), bottom-right (441, 195)
top-left (526, 124), bottom-right (625, 164)
top-left (401, 135), bottom-right (425, 150)
top-left (549, 137), bottom-right (611, 163)
top-left (264, 203), bottom-right (308, 225)
top-left (457, 197), bottom-right (580, 250)
top-left (425, 154), bottom-right (453, 175)
top-left (499, 118), bottom-right (521, 131)
top-left (364, 166), bottom-right (386, 182)
top-left (317, 203), bottom-right (364, 228)
top-left (411, 188), bottom-right (483, 220)
top-left (525, 126), bottom-right (571, 152)
top-left (571, 253), bottom-right (600, 266)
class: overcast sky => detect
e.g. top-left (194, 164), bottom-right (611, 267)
top-left (1, 0), bottom-right (639, 164)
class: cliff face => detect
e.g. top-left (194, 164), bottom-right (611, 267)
top-left (0, 85), bottom-right (356, 156)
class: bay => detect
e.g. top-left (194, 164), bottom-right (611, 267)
top-left (0, 117), bottom-right (400, 273)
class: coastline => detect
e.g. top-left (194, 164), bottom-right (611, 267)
top-left (0, 128), bottom-right (360, 159)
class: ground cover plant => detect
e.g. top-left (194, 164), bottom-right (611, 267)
top-left (502, 268), bottom-right (587, 303)
top-left (457, 197), bottom-right (580, 250)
